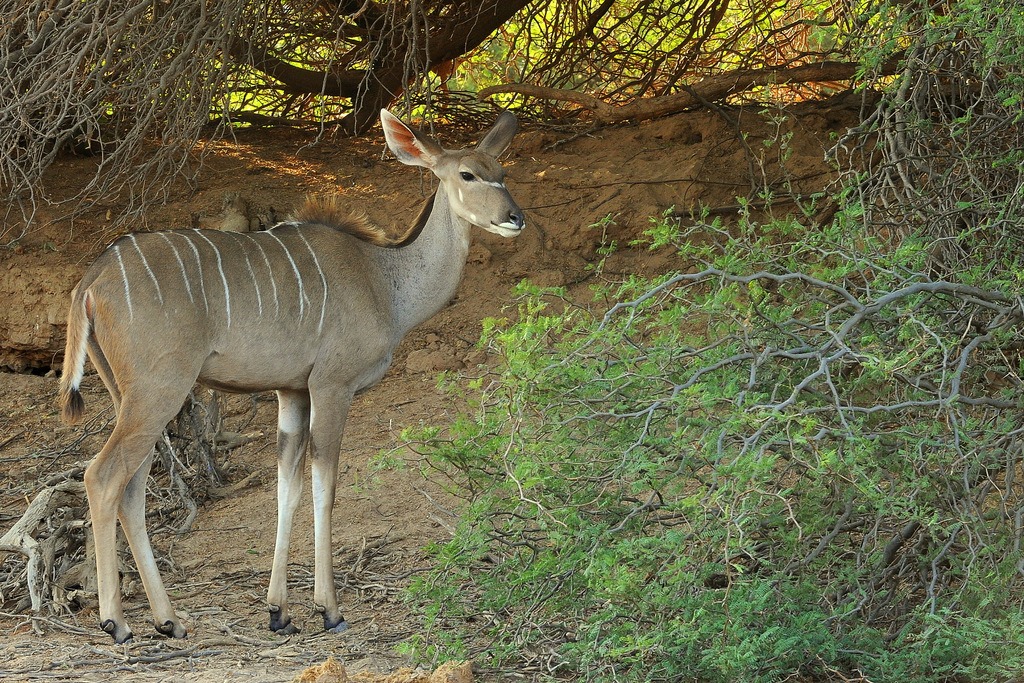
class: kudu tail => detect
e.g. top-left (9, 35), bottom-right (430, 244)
top-left (59, 288), bottom-right (90, 424)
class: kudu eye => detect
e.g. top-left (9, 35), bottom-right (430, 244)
top-left (460, 171), bottom-right (476, 182)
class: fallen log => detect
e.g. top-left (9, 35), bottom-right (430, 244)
top-left (0, 478), bottom-right (86, 612)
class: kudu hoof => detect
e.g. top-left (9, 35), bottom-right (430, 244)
top-left (325, 617), bottom-right (349, 634)
top-left (101, 618), bottom-right (133, 644)
top-left (272, 620), bottom-right (301, 636)
top-left (155, 619), bottom-right (187, 639)
top-left (315, 603), bottom-right (348, 633)
top-left (268, 605), bottom-right (300, 635)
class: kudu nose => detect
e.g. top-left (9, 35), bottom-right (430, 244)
top-left (509, 209), bottom-right (525, 230)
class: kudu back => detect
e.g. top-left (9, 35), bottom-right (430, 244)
top-left (58, 110), bottom-right (524, 643)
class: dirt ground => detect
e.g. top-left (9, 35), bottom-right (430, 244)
top-left (0, 94), bottom-right (864, 681)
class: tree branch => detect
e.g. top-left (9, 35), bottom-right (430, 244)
top-left (230, 39), bottom-right (366, 97)
top-left (232, 0), bottom-right (533, 133)
top-left (480, 59), bottom-right (903, 123)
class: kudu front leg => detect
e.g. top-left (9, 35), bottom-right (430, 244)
top-left (309, 391), bottom-right (351, 633)
top-left (267, 390), bottom-right (310, 634)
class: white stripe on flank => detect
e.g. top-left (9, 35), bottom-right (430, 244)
top-left (128, 234), bottom-right (163, 305)
top-left (228, 233), bottom-right (263, 317)
top-left (112, 243), bottom-right (134, 321)
top-left (267, 231), bottom-right (305, 321)
top-left (158, 233), bottom-right (194, 303)
top-left (296, 231), bottom-right (328, 334)
top-left (194, 231), bottom-right (232, 328)
top-left (251, 237), bottom-right (280, 318)
top-left (178, 232), bottom-right (209, 312)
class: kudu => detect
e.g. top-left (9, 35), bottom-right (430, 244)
top-left (58, 110), bottom-right (524, 643)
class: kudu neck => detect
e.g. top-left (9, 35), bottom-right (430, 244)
top-left (377, 183), bottom-right (473, 340)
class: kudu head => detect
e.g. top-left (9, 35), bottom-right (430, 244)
top-left (380, 109), bottom-right (525, 237)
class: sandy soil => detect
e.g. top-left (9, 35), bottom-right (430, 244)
top-left (0, 94), bottom-right (863, 681)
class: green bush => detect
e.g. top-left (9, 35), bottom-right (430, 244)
top-left (402, 207), bottom-right (1023, 681)
top-left (400, 2), bottom-right (1024, 679)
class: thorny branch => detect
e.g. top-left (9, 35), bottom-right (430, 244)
top-left (502, 0), bottom-right (861, 109)
top-left (479, 60), bottom-right (902, 123)
top-left (0, 0), bottom-right (248, 242)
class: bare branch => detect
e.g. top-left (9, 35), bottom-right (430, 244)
top-left (481, 60), bottom-right (902, 123)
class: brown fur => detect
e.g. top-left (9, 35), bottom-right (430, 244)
top-left (290, 194), bottom-right (428, 248)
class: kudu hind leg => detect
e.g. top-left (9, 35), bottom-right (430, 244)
top-left (85, 378), bottom-right (198, 643)
top-left (267, 389), bottom-right (311, 634)
top-left (118, 450), bottom-right (186, 638)
top-left (86, 425), bottom-right (172, 642)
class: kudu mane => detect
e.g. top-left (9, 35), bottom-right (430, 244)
top-left (289, 193), bottom-right (434, 248)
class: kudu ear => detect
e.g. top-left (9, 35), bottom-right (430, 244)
top-left (476, 110), bottom-right (518, 158)
top-left (380, 110), bottom-right (443, 169)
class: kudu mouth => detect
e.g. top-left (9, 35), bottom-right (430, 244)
top-left (487, 223), bottom-right (523, 238)
top-left (484, 206), bottom-right (526, 238)
top-left (485, 223), bottom-right (524, 239)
